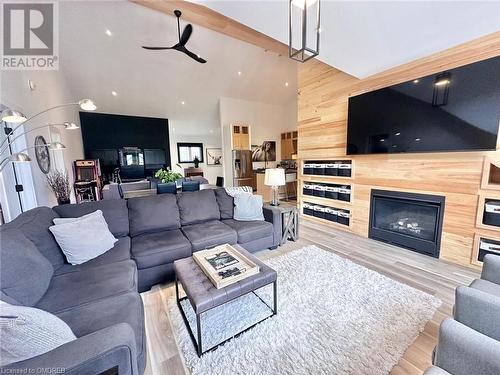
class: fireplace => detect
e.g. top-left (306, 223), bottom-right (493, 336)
top-left (369, 190), bottom-right (445, 257)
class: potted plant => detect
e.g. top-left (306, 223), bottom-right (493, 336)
top-left (47, 170), bottom-right (71, 205)
top-left (154, 168), bottom-right (183, 193)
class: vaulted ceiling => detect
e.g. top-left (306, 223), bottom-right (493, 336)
top-left (193, 0), bottom-right (500, 78)
top-left (57, 1), bottom-right (297, 134)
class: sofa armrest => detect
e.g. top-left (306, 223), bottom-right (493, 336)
top-left (481, 254), bottom-right (500, 285)
top-left (1, 323), bottom-right (139, 375)
top-left (263, 206), bottom-right (282, 247)
top-left (434, 318), bottom-right (500, 375)
top-left (454, 285), bottom-right (500, 341)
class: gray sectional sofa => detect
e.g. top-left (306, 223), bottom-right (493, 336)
top-left (0, 188), bottom-right (282, 374)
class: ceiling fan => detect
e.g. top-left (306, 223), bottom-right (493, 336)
top-left (142, 10), bottom-right (207, 64)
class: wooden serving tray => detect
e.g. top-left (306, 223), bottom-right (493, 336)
top-left (193, 244), bottom-right (260, 289)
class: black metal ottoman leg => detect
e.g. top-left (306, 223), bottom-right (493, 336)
top-left (175, 275), bottom-right (180, 304)
top-left (273, 281), bottom-right (278, 315)
top-left (196, 313), bottom-right (203, 356)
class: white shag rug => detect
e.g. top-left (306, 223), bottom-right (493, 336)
top-left (169, 245), bottom-right (441, 375)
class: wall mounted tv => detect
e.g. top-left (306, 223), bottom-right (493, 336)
top-left (347, 56), bottom-right (500, 155)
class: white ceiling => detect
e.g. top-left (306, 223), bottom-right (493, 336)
top-left (57, 1), bottom-right (297, 134)
top-left (193, 0), bottom-right (500, 78)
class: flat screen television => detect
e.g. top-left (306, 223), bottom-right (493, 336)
top-left (347, 56), bottom-right (500, 155)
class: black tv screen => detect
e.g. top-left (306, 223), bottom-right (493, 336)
top-left (347, 56), bottom-right (500, 155)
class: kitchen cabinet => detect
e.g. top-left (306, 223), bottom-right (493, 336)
top-left (232, 124), bottom-right (250, 150)
top-left (281, 131), bottom-right (298, 160)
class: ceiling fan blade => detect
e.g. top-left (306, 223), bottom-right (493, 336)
top-left (142, 46), bottom-right (174, 50)
top-left (179, 24), bottom-right (192, 46)
top-left (179, 46), bottom-right (207, 63)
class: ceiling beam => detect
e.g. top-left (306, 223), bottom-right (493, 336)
top-left (131, 0), bottom-right (289, 57)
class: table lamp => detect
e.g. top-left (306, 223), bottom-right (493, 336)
top-left (265, 168), bottom-right (286, 206)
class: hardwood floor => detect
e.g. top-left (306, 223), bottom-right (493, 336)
top-left (141, 218), bottom-right (480, 375)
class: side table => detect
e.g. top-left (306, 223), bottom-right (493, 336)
top-left (264, 202), bottom-right (299, 245)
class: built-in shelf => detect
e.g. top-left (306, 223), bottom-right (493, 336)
top-left (476, 193), bottom-right (500, 232)
top-left (302, 182), bottom-right (351, 203)
top-left (302, 159), bottom-right (353, 179)
top-left (300, 213), bottom-right (353, 232)
top-left (481, 157), bottom-right (500, 191)
top-left (472, 231), bottom-right (500, 266)
top-left (300, 195), bottom-right (352, 209)
top-left (302, 201), bottom-right (351, 227)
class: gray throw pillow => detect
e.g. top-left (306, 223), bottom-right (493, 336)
top-left (49, 210), bottom-right (117, 265)
top-left (0, 301), bottom-right (76, 366)
top-left (233, 192), bottom-right (264, 221)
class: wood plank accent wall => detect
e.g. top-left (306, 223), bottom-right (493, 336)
top-left (298, 32), bottom-right (500, 268)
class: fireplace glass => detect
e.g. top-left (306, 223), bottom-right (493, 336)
top-left (372, 197), bottom-right (438, 242)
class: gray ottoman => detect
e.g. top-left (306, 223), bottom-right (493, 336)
top-left (174, 245), bottom-right (277, 356)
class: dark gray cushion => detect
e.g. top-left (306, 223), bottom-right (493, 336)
top-left (214, 188), bottom-right (234, 219)
top-left (2, 207), bottom-right (64, 268)
top-left (131, 229), bottom-right (191, 269)
top-left (54, 200), bottom-right (129, 238)
top-left (128, 194), bottom-right (180, 237)
top-left (177, 190), bottom-right (220, 226)
top-left (222, 219), bottom-right (273, 243)
top-left (54, 237), bottom-right (131, 275)
top-left (181, 220), bottom-right (237, 251)
top-left (0, 229), bottom-right (54, 306)
top-left (36, 260), bottom-right (137, 314)
top-left (56, 292), bottom-right (146, 373)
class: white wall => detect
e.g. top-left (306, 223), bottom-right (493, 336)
top-left (219, 96), bottom-right (297, 187)
top-left (168, 119), bottom-right (223, 185)
top-left (1, 70), bottom-right (84, 217)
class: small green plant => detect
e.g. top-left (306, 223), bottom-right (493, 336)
top-left (155, 168), bottom-right (182, 183)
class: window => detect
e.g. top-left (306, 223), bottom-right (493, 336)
top-left (177, 143), bottom-right (204, 163)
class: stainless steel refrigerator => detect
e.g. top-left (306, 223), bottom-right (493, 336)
top-left (232, 150), bottom-right (253, 187)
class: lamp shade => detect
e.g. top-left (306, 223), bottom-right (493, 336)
top-left (10, 153), bottom-right (31, 162)
top-left (48, 141), bottom-right (66, 150)
top-left (1, 109), bottom-right (27, 123)
top-left (79, 99), bottom-right (97, 111)
top-left (64, 122), bottom-right (79, 130)
top-left (264, 168), bottom-right (286, 187)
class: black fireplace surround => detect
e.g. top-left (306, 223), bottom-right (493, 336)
top-left (369, 189), bottom-right (445, 258)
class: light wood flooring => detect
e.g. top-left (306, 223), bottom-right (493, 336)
top-left (141, 217), bottom-right (480, 375)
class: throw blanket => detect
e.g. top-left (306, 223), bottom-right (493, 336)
top-left (224, 186), bottom-right (253, 197)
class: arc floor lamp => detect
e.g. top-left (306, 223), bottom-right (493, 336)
top-left (0, 99), bottom-right (96, 212)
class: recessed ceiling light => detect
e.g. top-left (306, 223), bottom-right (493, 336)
top-left (415, 138), bottom-right (421, 141)
top-left (392, 145), bottom-right (398, 148)
top-left (285, 82), bottom-right (289, 87)
top-left (380, 139), bottom-right (385, 142)
top-left (111, 91), bottom-right (117, 96)
top-left (105, 29), bottom-right (112, 36)
top-left (413, 79), bottom-right (419, 83)
top-left (237, 71), bottom-right (242, 76)
top-left (395, 132), bottom-right (401, 136)
top-left (181, 101), bottom-right (185, 105)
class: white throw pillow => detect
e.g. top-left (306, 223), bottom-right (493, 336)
top-left (49, 210), bottom-right (118, 265)
top-left (0, 301), bottom-right (76, 366)
top-left (52, 210), bottom-right (100, 225)
top-left (233, 192), bottom-right (265, 221)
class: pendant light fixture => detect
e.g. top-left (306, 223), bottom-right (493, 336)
top-left (289, 0), bottom-right (321, 62)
